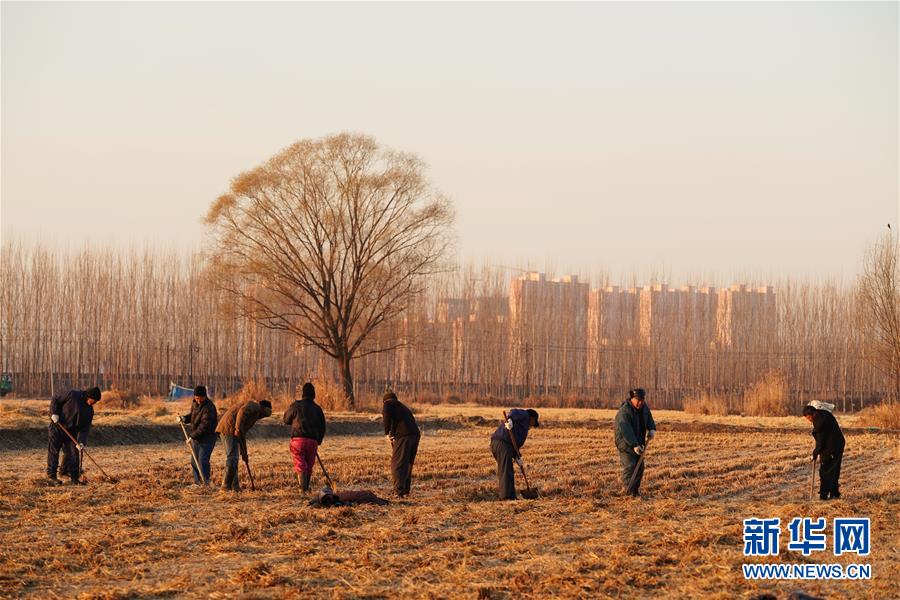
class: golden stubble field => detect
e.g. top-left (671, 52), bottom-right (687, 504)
top-left (0, 406), bottom-right (897, 600)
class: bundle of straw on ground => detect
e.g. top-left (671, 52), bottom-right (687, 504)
top-left (0, 407), bottom-right (896, 599)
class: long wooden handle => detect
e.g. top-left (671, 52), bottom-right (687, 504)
top-left (316, 450), bottom-right (335, 491)
top-left (54, 421), bottom-right (113, 481)
top-left (502, 411), bottom-right (522, 458)
top-left (178, 420), bottom-right (207, 485)
top-left (240, 437), bottom-right (255, 491)
top-left (502, 412), bottom-right (531, 490)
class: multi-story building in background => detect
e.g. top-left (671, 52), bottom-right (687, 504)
top-left (508, 272), bottom-right (589, 390)
top-left (716, 284), bottom-right (777, 349)
top-left (584, 282), bottom-right (772, 382)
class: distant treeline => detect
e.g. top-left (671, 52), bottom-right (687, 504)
top-left (0, 241), bottom-right (886, 410)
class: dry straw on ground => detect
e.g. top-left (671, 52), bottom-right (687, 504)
top-left (0, 407), bottom-right (897, 599)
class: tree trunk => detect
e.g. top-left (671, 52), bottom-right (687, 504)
top-left (337, 351), bottom-right (356, 411)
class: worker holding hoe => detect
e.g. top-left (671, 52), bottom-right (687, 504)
top-left (283, 382), bottom-right (326, 492)
top-left (216, 398), bottom-right (272, 492)
top-left (803, 401), bottom-right (845, 500)
top-left (382, 391), bottom-right (421, 498)
top-left (47, 386), bottom-right (102, 485)
top-left (614, 388), bottom-right (657, 498)
top-left (177, 385), bottom-right (218, 485)
top-left (490, 408), bottom-right (539, 500)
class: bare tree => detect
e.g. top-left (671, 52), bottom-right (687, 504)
top-left (204, 133), bottom-right (454, 409)
top-left (857, 231), bottom-right (900, 402)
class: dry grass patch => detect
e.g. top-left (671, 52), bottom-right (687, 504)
top-left (0, 415), bottom-right (897, 599)
top-left (682, 391), bottom-right (733, 416)
top-left (743, 369), bottom-right (793, 416)
top-left (856, 402), bottom-right (900, 430)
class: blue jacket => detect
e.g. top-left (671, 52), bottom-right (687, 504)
top-left (49, 390), bottom-right (94, 444)
top-left (491, 408), bottom-right (531, 450)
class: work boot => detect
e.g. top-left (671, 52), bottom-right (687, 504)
top-left (68, 478), bottom-right (86, 486)
top-left (47, 475), bottom-right (62, 486)
top-left (301, 472), bottom-right (311, 492)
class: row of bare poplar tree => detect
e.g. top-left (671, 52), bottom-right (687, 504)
top-left (0, 239), bottom-right (890, 410)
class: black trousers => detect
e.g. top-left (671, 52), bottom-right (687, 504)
top-left (619, 450), bottom-right (644, 496)
top-left (819, 453), bottom-right (843, 499)
top-left (491, 438), bottom-right (517, 500)
top-left (391, 433), bottom-right (420, 496)
top-left (47, 424), bottom-right (79, 480)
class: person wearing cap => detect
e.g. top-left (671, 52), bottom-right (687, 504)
top-left (382, 391), bottom-right (421, 498)
top-left (177, 385), bottom-right (218, 485)
top-left (216, 399), bottom-right (273, 492)
top-left (802, 402), bottom-right (845, 500)
top-left (283, 382), bottom-right (326, 492)
top-left (614, 388), bottom-right (657, 497)
top-left (47, 386), bottom-right (102, 485)
top-left (489, 408), bottom-right (539, 500)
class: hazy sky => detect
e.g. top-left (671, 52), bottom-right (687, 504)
top-left (2, 1), bottom-right (897, 283)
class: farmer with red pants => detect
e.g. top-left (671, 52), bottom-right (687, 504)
top-left (283, 382), bottom-right (326, 492)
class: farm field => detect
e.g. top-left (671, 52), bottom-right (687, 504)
top-left (0, 406), bottom-right (897, 599)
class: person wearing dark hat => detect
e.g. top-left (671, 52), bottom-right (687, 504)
top-left (47, 386), bottom-right (101, 485)
top-left (489, 408), bottom-right (539, 500)
top-left (382, 391), bottom-right (421, 498)
top-left (216, 399), bottom-right (272, 492)
top-left (614, 388), bottom-right (657, 497)
top-left (803, 403), bottom-right (845, 500)
top-left (283, 382), bottom-right (326, 492)
top-left (177, 385), bottom-right (218, 485)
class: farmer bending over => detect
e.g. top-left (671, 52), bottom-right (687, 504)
top-left (216, 399), bottom-right (272, 492)
top-left (490, 408), bottom-right (539, 500)
top-left (803, 401), bottom-right (845, 500)
top-left (382, 391), bottom-right (421, 498)
top-left (47, 386), bottom-right (101, 485)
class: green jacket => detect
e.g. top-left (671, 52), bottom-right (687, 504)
top-left (614, 400), bottom-right (656, 455)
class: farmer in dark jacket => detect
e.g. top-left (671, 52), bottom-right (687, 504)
top-left (178, 385), bottom-right (218, 485)
top-left (283, 382), bottom-right (326, 492)
top-left (614, 388), bottom-right (657, 497)
top-left (47, 386), bottom-right (101, 485)
top-left (216, 399), bottom-right (272, 492)
top-left (803, 403), bottom-right (846, 500)
top-left (490, 408), bottom-right (539, 500)
top-left (382, 391), bottom-right (421, 498)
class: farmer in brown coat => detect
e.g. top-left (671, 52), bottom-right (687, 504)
top-left (216, 399), bottom-right (272, 492)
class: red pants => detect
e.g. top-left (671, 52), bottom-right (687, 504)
top-left (290, 437), bottom-right (318, 474)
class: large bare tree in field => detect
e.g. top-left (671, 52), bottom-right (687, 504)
top-left (205, 133), bottom-right (454, 409)
top-left (857, 231), bottom-right (900, 402)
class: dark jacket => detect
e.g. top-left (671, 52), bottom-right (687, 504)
top-left (283, 398), bottom-right (326, 444)
top-left (490, 408), bottom-right (531, 450)
top-left (49, 389), bottom-right (94, 443)
top-left (216, 400), bottom-right (266, 438)
top-left (615, 400), bottom-right (656, 455)
top-left (383, 397), bottom-right (419, 438)
top-left (811, 410), bottom-right (845, 460)
top-left (182, 398), bottom-right (218, 444)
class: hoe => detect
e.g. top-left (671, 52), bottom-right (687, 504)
top-left (54, 421), bottom-right (117, 483)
